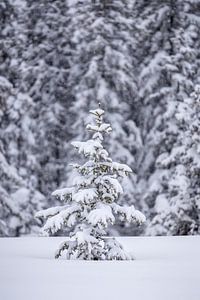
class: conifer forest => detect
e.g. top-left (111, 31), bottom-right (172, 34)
top-left (0, 0), bottom-right (200, 237)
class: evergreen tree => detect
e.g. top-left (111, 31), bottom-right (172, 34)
top-left (0, 150), bottom-right (45, 237)
top-left (17, 0), bottom-right (73, 196)
top-left (36, 107), bottom-right (145, 260)
top-left (150, 85), bottom-right (200, 235)
top-left (0, 1), bottom-right (46, 236)
top-left (140, 0), bottom-right (200, 235)
top-left (136, 0), bottom-right (178, 234)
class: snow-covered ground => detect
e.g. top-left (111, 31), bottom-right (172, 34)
top-left (0, 236), bottom-right (199, 300)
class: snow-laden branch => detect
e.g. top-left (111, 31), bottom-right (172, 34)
top-left (42, 204), bottom-right (80, 234)
top-left (51, 187), bottom-right (75, 201)
top-left (99, 161), bottom-right (133, 176)
top-left (71, 140), bottom-right (103, 156)
top-left (95, 175), bottom-right (123, 195)
top-left (112, 203), bottom-right (146, 225)
top-left (86, 123), bottom-right (112, 134)
top-left (73, 188), bottom-right (97, 204)
top-left (87, 204), bottom-right (115, 228)
top-left (35, 205), bottom-right (67, 219)
top-left (74, 230), bottom-right (99, 246)
top-left (89, 108), bottom-right (105, 117)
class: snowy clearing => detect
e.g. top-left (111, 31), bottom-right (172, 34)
top-left (0, 236), bottom-right (200, 300)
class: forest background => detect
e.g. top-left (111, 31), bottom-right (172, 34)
top-left (0, 0), bottom-right (200, 237)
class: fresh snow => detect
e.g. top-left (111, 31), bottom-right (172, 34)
top-left (87, 204), bottom-right (115, 228)
top-left (0, 236), bottom-right (200, 300)
top-left (71, 140), bottom-right (103, 156)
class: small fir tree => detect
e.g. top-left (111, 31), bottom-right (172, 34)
top-left (36, 107), bottom-right (145, 260)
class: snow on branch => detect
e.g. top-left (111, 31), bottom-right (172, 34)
top-left (86, 123), bottom-right (112, 134)
top-left (89, 108), bottom-right (105, 117)
top-left (55, 231), bottom-right (99, 259)
top-left (105, 238), bottom-right (133, 260)
top-left (74, 230), bottom-right (98, 246)
top-left (111, 162), bottom-right (133, 173)
top-left (87, 204), bottom-right (115, 228)
top-left (112, 203), bottom-right (146, 225)
top-left (51, 187), bottom-right (75, 201)
top-left (73, 188), bottom-right (97, 204)
top-left (100, 161), bottom-right (133, 175)
top-left (95, 175), bottom-right (123, 195)
top-left (35, 205), bottom-right (67, 219)
top-left (71, 140), bottom-right (103, 157)
top-left (72, 174), bottom-right (94, 188)
top-left (42, 204), bottom-right (80, 234)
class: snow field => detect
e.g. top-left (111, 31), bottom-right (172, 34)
top-left (0, 236), bottom-right (200, 300)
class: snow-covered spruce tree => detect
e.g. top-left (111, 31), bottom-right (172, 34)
top-left (135, 0), bottom-right (177, 232)
top-left (137, 0), bottom-right (200, 235)
top-left (36, 108), bottom-right (145, 260)
top-left (0, 0), bottom-right (46, 236)
top-left (16, 0), bottom-right (73, 197)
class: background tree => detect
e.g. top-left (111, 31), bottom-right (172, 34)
top-left (140, 0), bottom-right (200, 235)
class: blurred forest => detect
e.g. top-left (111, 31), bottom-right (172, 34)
top-left (0, 0), bottom-right (200, 236)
